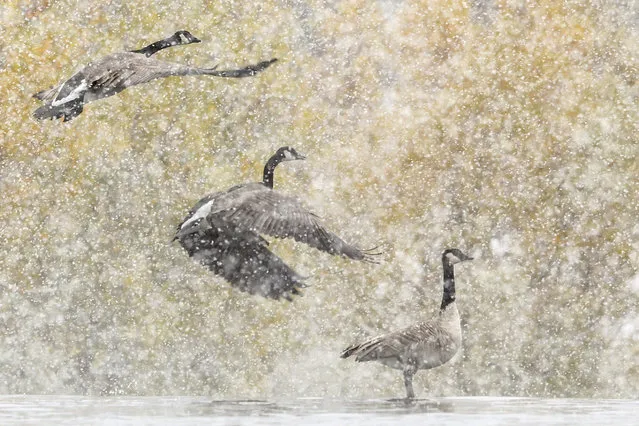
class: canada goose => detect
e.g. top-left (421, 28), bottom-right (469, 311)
top-left (32, 31), bottom-right (277, 122)
top-left (175, 147), bottom-right (379, 301)
top-left (341, 248), bottom-right (473, 399)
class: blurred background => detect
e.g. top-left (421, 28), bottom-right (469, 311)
top-left (0, 0), bottom-right (637, 398)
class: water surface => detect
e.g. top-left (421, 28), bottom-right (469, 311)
top-left (0, 396), bottom-right (636, 425)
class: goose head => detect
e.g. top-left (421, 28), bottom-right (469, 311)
top-left (275, 146), bottom-right (306, 162)
top-left (442, 248), bottom-right (473, 265)
top-left (172, 30), bottom-right (201, 45)
top-left (262, 147), bottom-right (306, 188)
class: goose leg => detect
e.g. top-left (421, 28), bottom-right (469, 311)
top-left (403, 367), bottom-right (416, 399)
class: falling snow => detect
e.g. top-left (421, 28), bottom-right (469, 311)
top-left (0, 0), bottom-right (637, 401)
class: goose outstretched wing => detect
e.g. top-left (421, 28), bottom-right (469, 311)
top-left (47, 55), bottom-right (279, 105)
top-left (175, 214), bottom-right (305, 301)
top-left (80, 56), bottom-right (279, 91)
top-left (208, 184), bottom-right (376, 262)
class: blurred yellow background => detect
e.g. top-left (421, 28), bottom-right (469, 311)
top-left (0, 0), bottom-right (637, 397)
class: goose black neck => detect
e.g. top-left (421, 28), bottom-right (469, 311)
top-left (440, 258), bottom-right (456, 311)
top-left (132, 38), bottom-right (175, 57)
top-left (262, 155), bottom-right (283, 189)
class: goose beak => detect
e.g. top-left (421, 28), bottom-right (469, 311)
top-left (192, 37), bottom-right (202, 43)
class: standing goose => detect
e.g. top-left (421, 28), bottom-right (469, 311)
top-left (175, 146), bottom-right (379, 301)
top-left (32, 30), bottom-right (277, 122)
top-left (341, 248), bottom-right (473, 399)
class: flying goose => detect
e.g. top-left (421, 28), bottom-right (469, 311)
top-left (32, 30), bottom-right (277, 122)
top-left (341, 248), bottom-right (473, 399)
top-left (174, 146), bottom-right (379, 301)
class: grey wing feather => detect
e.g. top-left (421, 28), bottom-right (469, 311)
top-left (342, 322), bottom-right (440, 362)
top-left (213, 186), bottom-right (373, 262)
top-left (58, 55), bottom-right (191, 100)
top-left (83, 60), bottom-right (183, 96)
top-left (175, 214), bottom-right (305, 301)
top-left (32, 86), bottom-right (59, 102)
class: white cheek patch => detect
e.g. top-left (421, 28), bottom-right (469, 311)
top-left (181, 199), bottom-right (215, 230)
top-left (52, 79), bottom-right (88, 106)
top-left (283, 150), bottom-right (294, 160)
top-left (446, 252), bottom-right (461, 263)
top-left (180, 34), bottom-right (189, 43)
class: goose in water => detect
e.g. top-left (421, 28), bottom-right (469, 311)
top-left (174, 147), bottom-right (379, 301)
top-left (341, 248), bottom-right (473, 399)
top-left (32, 30), bottom-right (277, 122)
